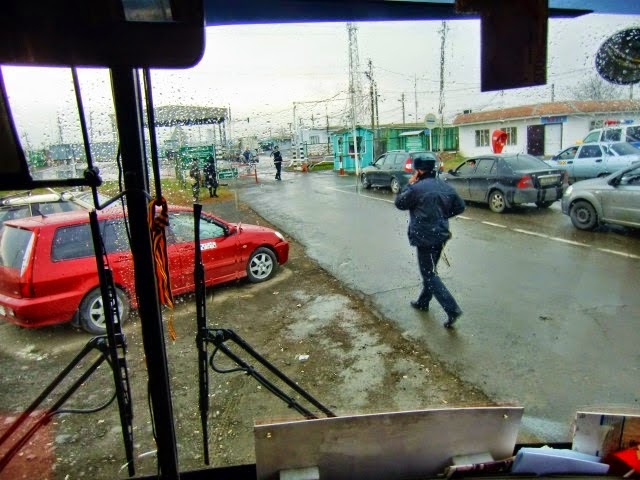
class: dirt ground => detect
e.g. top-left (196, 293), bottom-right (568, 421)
top-left (0, 195), bottom-right (494, 480)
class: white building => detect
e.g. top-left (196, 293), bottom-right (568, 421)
top-left (452, 100), bottom-right (640, 158)
top-left (294, 127), bottom-right (341, 158)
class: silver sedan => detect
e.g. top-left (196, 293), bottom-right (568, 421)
top-left (561, 164), bottom-right (640, 230)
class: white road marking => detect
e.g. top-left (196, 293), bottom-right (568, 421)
top-left (597, 248), bottom-right (640, 259)
top-left (324, 185), bottom-right (637, 260)
top-left (481, 221), bottom-right (507, 228)
top-left (548, 237), bottom-right (589, 247)
top-left (513, 228), bottom-right (551, 238)
top-left (326, 186), bottom-right (395, 203)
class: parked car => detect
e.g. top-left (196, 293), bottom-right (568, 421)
top-left (360, 150), bottom-right (441, 194)
top-left (546, 142), bottom-right (640, 183)
top-left (582, 121), bottom-right (640, 147)
top-left (0, 189), bottom-right (95, 229)
top-left (561, 164), bottom-right (640, 230)
top-left (442, 153), bottom-right (565, 213)
top-left (0, 206), bottom-right (289, 334)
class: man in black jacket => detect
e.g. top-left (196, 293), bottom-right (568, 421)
top-left (271, 146), bottom-right (283, 180)
top-left (203, 155), bottom-right (219, 198)
top-left (395, 155), bottom-right (466, 328)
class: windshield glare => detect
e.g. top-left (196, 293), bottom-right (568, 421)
top-left (1, 7), bottom-right (640, 479)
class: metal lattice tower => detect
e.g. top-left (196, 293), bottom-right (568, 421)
top-left (347, 23), bottom-right (366, 125)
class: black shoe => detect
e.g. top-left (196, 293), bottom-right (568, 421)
top-left (410, 300), bottom-right (429, 311)
top-left (444, 310), bottom-right (462, 329)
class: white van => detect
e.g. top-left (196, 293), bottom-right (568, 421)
top-left (582, 121), bottom-right (640, 147)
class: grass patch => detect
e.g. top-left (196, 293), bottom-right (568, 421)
top-left (99, 179), bottom-right (235, 207)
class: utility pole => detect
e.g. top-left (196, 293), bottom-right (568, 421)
top-left (292, 102), bottom-right (297, 146)
top-left (399, 93), bottom-right (406, 124)
top-left (365, 59), bottom-right (377, 160)
top-left (414, 75), bottom-right (418, 123)
top-left (375, 83), bottom-right (379, 131)
top-left (326, 106), bottom-right (329, 134)
top-left (57, 113), bottom-right (64, 143)
top-left (347, 22), bottom-right (362, 176)
top-left (365, 59), bottom-right (376, 131)
top-left (227, 104), bottom-right (232, 156)
top-left (438, 20), bottom-right (448, 152)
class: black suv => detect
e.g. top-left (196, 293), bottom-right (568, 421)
top-left (361, 150), bottom-right (439, 194)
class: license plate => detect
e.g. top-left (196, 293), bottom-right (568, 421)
top-left (539, 175), bottom-right (559, 186)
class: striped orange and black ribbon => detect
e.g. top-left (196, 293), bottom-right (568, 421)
top-left (148, 197), bottom-right (176, 341)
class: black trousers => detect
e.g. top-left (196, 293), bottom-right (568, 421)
top-left (274, 161), bottom-right (282, 179)
top-left (415, 245), bottom-right (460, 314)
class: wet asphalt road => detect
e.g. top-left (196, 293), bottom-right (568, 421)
top-left (228, 163), bottom-right (640, 442)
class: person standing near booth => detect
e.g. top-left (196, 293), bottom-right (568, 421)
top-left (189, 158), bottom-right (202, 202)
top-left (271, 145), bottom-right (283, 180)
top-left (203, 155), bottom-right (219, 198)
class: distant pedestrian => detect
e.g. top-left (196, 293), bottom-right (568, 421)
top-left (242, 148), bottom-right (251, 163)
top-left (203, 155), bottom-right (219, 198)
top-left (189, 158), bottom-right (201, 202)
top-left (271, 145), bottom-right (283, 180)
top-left (394, 155), bottom-right (466, 328)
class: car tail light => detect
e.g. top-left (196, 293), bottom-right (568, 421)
top-left (19, 234), bottom-right (36, 298)
top-left (404, 157), bottom-right (413, 173)
top-left (517, 175), bottom-right (534, 189)
top-left (19, 270), bottom-right (35, 298)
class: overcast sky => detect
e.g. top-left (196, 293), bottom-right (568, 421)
top-left (3, 12), bottom-right (638, 146)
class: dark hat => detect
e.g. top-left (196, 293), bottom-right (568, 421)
top-left (413, 156), bottom-right (436, 171)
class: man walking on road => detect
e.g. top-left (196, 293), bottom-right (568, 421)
top-left (271, 145), bottom-right (283, 180)
top-left (395, 155), bottom-right (466, 328)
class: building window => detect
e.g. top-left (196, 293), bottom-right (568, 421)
top-left (310, 135), bottom-right (320, 144)
top-left (475, 129), bottom-right (490, 147)
top-left (503, 126), bottom-right (517, 145)
top-left (589, 119), bottom-right (605, 130)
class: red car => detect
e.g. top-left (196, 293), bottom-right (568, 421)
top-left (0, 206), bottom-right (289, 334)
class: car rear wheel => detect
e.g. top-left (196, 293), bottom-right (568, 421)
top-left (79, 287), bottom-right (129, 335)
top-left (535, 201), bottom-right (554, 209)
top-left (247, 247), bottom-right (278, 283)
top-left (570, 200), bottom-right (598, 230)
top-left (361, 173), bottom-right (371, 189)
top-left (390, 177), bottom-right (401, 194)
top-left (488, 190), bottom-right (506, 213)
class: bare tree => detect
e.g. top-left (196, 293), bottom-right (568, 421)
top-left (571, 74), bottom-right (627, 101)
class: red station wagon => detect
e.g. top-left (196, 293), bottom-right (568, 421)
top-left (0, 206), bottom-right (289, 334)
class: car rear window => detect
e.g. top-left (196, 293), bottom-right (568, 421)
top-left (0, 226), bottom-right (34, 272)
top-left (626, 126), bottom-right (640, 144)
top-left (608, 142), bottom-right (640, 156)
top-left (505, 154), bottom-right (552, 171)
top-left (411, 152), bottom-right (436, 160)
top-left (0, 207), bottom-right (30, 226)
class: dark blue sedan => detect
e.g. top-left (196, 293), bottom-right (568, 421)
top-left (442, 154), bottom-right (565, 213)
